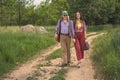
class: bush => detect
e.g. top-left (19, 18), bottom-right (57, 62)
top-left (92, 27), bottom-right (120, 80)
top-left (87, 24), bottom-right (113, 32)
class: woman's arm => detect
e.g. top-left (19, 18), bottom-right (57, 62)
top-left (83, 21), bottom-right (87, 39)
top-left (70, 20), bottom-right (75, 38)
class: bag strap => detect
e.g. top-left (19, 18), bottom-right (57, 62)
top-left (68, 20), bottom-right (71, 35)
top-left (58, 20), bottom-right (61, 35)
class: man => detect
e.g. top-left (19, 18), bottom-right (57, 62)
top-left (54, 11), bottom-right (75, 67)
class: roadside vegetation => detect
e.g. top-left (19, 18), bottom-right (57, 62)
top-left (92, 26), bottom-right (120, 80)
top-left (0, 26), bottom-right (56, 75)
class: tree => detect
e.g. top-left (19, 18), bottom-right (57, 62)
top-left (0, 0), bottom-right (34, 26)
top-left (67, 0), bottom-right (119, 25)
top-left (0, 0), bottom-right (120, 26)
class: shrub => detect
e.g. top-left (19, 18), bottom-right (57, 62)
top-left (92, 27), bottom-right (120, 80)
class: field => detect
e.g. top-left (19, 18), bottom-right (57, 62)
top-left (0, 26), bottom-right (56, 75)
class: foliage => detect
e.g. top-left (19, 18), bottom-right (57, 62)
top-left (92, 27), bottom-right (120, 80)
top-left (0, 0), bottom-right (120, 26)
top-left (87, 24), bottom-right (113, 32)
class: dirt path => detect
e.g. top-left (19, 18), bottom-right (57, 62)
top-left (1, 44), bottom-right (61, 80)
top-left (65, 33), bottom-right (104, 80)
top-left (0, 32), bottom-right (103, 80)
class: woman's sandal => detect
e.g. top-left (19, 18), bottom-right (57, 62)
top-left (76, 61), bottom-right (81, 68)
top-left (76, 65), bottom-right (80, 68)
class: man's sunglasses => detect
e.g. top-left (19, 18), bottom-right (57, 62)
top-left (63, 15), bottom-right (68, 16)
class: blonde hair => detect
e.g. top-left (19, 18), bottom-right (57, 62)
top-left (60, 15), bottom-right (69, 20)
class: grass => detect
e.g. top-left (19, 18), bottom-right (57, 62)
top-left (0, 26), bottom-right (20, 33)
top-left (0, 26), bottom-right (56, 76)
top-left (46, 48), bottom-right (61, 60)
top-left (49, 68), bottom-right (67, 80)
top-left (87, 24), bottom-right (113, 32)
top-left (91, 27), bottom-right (120, 80)
top-left (37, 61), bottom-right (51, 68)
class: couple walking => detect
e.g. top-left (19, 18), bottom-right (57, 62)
top-left (54, 11), bottom-right (87, 68)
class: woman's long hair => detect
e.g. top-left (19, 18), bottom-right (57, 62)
top-left (74, 11), bottom-right (84, 24)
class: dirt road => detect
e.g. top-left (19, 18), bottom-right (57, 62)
top-left (1, 32), bottom-right (103, 80)
top-left (65, 33), bottom-right (104, 80)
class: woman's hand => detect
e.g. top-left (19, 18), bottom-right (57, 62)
top-left (85, 31), bottom-right (87, 40)
top-left (85, 36), bottom-right (87, 40)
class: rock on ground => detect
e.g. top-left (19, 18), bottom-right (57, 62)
top-left (37, 26), bottom-right (48, 33)
top-left (21, 24), bottom-right (35, 33)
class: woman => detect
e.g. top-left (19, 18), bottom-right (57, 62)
top-left (54, 11), bottom-right (75, 67)
top-left (74, 11), bottom-right (87, 68)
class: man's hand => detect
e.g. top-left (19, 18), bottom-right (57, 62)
top-left (72, 38), bottom-right (75, 43)
top-left (54, 33), bottom-right (58, 40)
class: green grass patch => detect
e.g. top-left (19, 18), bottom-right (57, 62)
top-left (87, 24), bottom-right (113, 32)
top-left (46, 48), bottom-right (61, 60)
top-left (49, 68), bottom-right (67, 80)
top-left (91, 27), bottom-right (120, 80)
top-left (0, 26), bottom-right (56, 76)
top-left (0, 26), bottom-right (20, 33)
top-left (37, 61), bottom-right (51, 68)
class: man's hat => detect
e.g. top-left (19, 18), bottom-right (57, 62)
top-left (62, 11), bottom-right (68, 16)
